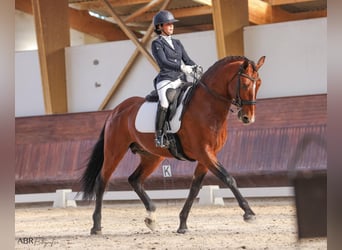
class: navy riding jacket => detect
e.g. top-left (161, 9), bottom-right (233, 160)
top-left (151, 36), bottom-right (196, 86)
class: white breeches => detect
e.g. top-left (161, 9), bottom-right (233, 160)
top-left (155, 79), bottom-right (182, 108)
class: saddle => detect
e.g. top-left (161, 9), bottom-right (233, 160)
top-left (145, 82), bottom-right (196, 161)
top-left (145, 81), bottom-right (194, 121)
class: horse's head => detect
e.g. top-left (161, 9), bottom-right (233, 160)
top-left (230, 56), bottom-right (265, 124)
top-left (197, 56), bottom-right (265, 124)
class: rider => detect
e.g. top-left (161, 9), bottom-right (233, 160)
top-left (151, 10), bottom-right (198, 148)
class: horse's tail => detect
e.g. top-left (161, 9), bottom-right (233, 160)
top-left (80, 126), bottom-right (105, 200)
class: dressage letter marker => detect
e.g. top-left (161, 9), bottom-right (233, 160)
top-left (162, 165), bottom-right (172, 177)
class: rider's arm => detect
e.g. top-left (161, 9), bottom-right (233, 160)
top-left (174, 39), bottom-right (196, 66)
top-left (151, 40), bottom-right (181, 71)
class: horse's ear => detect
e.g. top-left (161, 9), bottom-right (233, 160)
top-left (256, 56), bottom-right (266, 70)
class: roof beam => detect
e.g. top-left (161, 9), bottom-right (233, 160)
top-left (262, 0), bottom-right (321, 6)
top-left (120, 1), bottom-right (325, 27)
top-left (100, 0), bottom-right (158, 69)
top-left (98, 0), bottom-right (172, 110)
top-left (100, 0), bottom-right (152, 7)
top-left (17, 0), bottom-right (326, 42)
top-left (15, 0), bottom-right (32, 13)
top-left (270, 5), bottom-right (326, 22)
top-left (125, 5), bottom-right (212, 23)
top-left (123, 0), bottom-right (163, 23)
top-left (16, 0), bottom-right (138, 41)
top-left (176, 24), bottom-right (214, 33)
top-left (70, 0), bottom-right (151, 10)
top-left (68, 8), bottom-right (130, 41)
top-left (249, 0), bottom-right (326, 25)
top-left (249, 0), bottom-right (273, 24)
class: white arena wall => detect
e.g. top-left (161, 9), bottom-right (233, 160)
top-left (15, 18), bottom-right (327, 117)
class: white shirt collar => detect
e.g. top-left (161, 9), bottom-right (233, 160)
top-left (161, 35), bottom-right (174, 49)
top-left (161, 35), bottom-right (172, 41)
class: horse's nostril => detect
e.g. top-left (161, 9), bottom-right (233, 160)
top-left (242, 116), bottom-right (249, 123)
top-left (238, 111), bottom-right (250, 123)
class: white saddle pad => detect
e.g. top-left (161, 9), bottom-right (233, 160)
top-left (135, 102), bottom-right (184, 133)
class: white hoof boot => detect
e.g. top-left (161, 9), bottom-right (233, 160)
top-left (144, 211), bottom-right (157, 231)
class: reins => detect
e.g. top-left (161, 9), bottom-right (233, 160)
top-left (198, 79), bottom-right (231, 104)
top-left (196, 62), bottom-right (259, 109)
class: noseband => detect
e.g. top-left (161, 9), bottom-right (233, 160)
top-left (198, 64), bottom-right (260, 108)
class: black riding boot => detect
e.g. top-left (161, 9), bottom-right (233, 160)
top-left (155, 105), bottom-right (168, 148)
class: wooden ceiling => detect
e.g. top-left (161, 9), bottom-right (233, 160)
top-left (16, 0), bottom-right (327, 42)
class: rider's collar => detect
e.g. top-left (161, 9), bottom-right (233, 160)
top-left (161, 35), bottom-right (172, 41)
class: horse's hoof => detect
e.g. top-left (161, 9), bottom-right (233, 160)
top-left (144, 217), bottom-right (157, 231)
top-left (243, 212), bottom-right (256, 222)
top-left (90, 228), bottom-right (102, 235)
top-left (177, 228), bottom-right (188, 234)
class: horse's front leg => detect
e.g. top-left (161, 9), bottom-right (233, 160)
top-left (91, 176), bottom-right (106, 235)
top-left (177, 164), bottom-right (207, 233)
top-left (211, 162), bottom-right (255, 221)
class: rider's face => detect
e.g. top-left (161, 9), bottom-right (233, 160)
top-left (162, 23), bottom-right (174, 36)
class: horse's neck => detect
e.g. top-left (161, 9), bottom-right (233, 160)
top-left (191, 83), bottom-right (231, 125)
top-left (193, 62), bottom-right (240, 123)
top-left (206, 100), bottom-right (231, 125)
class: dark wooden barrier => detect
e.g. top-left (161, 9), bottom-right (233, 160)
top-left (15, 94), bottom-right (326, 194)
top-left (293, 172), bottom-right (327, 238)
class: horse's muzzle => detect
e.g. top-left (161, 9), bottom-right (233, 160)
top-left (238, 110), bottom-right (255, 124)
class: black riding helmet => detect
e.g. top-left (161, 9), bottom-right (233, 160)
top-left (153, 10), bottom-right (178, 34)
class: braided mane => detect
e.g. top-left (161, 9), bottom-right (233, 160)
top-left (204, 56), bottom-right (256, 77)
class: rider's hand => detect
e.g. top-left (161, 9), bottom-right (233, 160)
top-left (194, 65), bottom-right (203, 74)
top-left (181, 64), bottom-right (195, 75)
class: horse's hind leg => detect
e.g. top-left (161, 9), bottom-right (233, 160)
top-left (128, 154), bottom-right (164, 231)
top-left (178, 163), bottom-right (208, 233)
top-left (91, 175), bottom-right (106, 234)
top-left (91, 144), bottom-right (129, 235)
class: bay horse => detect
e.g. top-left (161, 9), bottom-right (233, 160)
top-left (81, 55), bottom-right (266, 234)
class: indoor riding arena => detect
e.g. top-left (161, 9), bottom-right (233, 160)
top-left (15, 0), bottom-right (327, 249)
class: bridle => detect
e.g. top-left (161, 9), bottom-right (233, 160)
top-left (197, 63), bottom-right (260, 108)
top-left (232, 71), bottom-right (259, 107)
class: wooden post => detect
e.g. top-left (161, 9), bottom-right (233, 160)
top-left (212, 0), bottom-right (249, 59)
top-left (32, 0), bottom-right (70, 114)
top-left (98, 0), bottom-right (171, 110)
top-left (101, 0), bottom-right (158, 70)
